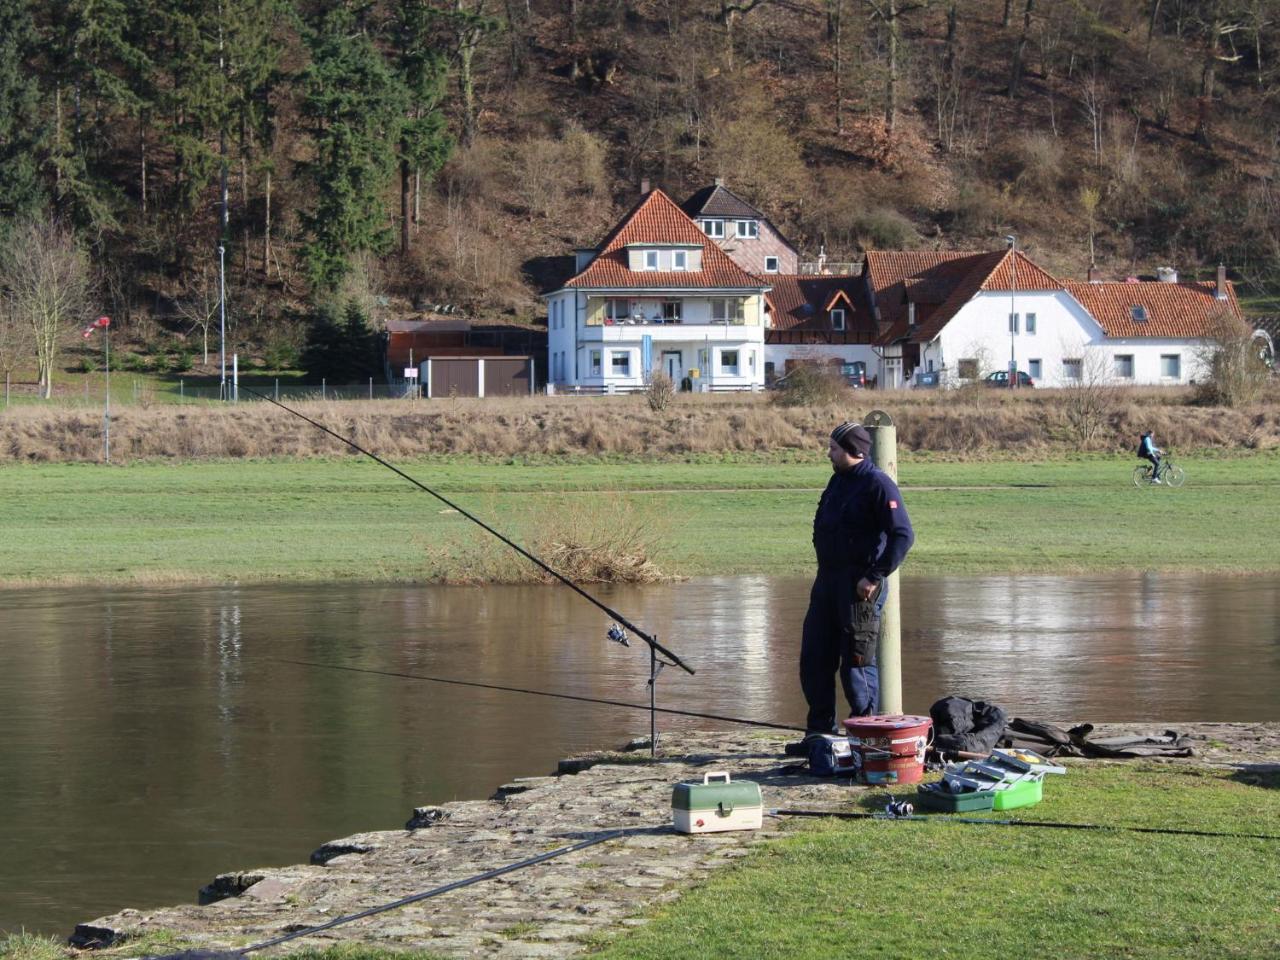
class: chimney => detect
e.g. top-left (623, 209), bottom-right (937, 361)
top-left (1216, 263), bottom-right (1228, 300)
top-left (1157, 266), bottom-right (1178, 283)
top-left (817, 244), bottom-right (827, 275)
top-left (714, 177), bottom-right (725, 187)
top-left (908, 302), bottom-right (916, 327)
top-left (1087, 263), bottom-right (1099, 283)
top-left (640, 178), bottom-right (651, 194)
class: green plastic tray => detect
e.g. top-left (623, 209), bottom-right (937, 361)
top-left (991, 775), bottom-right (1043, 810)
top-left (916, 782), bottom-right (996, 812)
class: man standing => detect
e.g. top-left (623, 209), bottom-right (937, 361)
top-left (797, 421), bottom-right (914, 742)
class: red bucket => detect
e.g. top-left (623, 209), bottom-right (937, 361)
top-left (843, 714), bottom-right (932, 785)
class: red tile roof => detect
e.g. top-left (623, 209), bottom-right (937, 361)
top-left (865, 249), bottom-right (1062, 344)
top-left (764, 275), bottom-right (873, 333)
top-left (1064, 280), bottom-right (1242, 338)
top-left (565, 189), bottom-right (768, 290)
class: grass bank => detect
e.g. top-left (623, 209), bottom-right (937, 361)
top-left (1, 454), bottom-right (1277, 588)
top-left (5, 764), bottom-right (1272, 960)
top-left (590, 763), bottom-right (1280, 960)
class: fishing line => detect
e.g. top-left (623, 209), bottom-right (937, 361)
top-left (275, 658), bottom-right (806, 732)
top-left (237, 384), bottom-right (692, 676)
top-left (772, 808), bottom-right (1280, 841)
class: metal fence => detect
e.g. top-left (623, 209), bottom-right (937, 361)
top-left (1, 377), bottom-right (423, 407)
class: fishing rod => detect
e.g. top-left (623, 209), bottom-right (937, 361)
top-left (238, 384), bottom-right (694, 753)
top-left (146, 829), bottom-right (625, 960)
top-left (771, 808), bottom-right (1280, 841)
top-left (276, 657), bottom-right (806, 732)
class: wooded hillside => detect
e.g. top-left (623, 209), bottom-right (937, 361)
top-left (2, 0), bottom-right (1278, 365)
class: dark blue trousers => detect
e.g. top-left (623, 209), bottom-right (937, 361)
top-left (799, 572), bottom-right (887, 733)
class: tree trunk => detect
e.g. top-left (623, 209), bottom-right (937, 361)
top-left (263, 168), bottom-right (272, 277)
top-left (1003, 0), bottom-right (1013, 28)
top-left (459, 38), bottom-right (477, 146)
top-left (400, 155), bottom-right (412, 255)
top-left (1008, 0), bottom-right (1033, 99)
top-left (885, 0), bottom-right (898, 135)
top-left (140, 124), bottom-right (147, 215)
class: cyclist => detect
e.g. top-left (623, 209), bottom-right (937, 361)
top-left (1137, 431), bottom-right (1163, 483)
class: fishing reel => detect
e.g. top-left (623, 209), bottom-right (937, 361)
top-left (883, 799), bottom-right (915, 819)
top-left (606, 622), bottom-right (630, 647)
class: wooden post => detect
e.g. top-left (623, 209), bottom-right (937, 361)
top-left (866, 409), bottom-right (902, 714)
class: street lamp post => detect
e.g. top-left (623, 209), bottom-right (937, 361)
top-left (1005, 235), bottom-right (1017, 389)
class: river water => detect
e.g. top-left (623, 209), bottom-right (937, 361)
top-left (2, 574), bottom-right (1277, 936)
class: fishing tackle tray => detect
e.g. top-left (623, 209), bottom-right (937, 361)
top-left (672, 772), bottom-right (763, 834)
top-left (916, 781), bottom-right (997, 812)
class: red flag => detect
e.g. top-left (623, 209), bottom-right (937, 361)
top-left (95, 315), bottom-right (111, 328)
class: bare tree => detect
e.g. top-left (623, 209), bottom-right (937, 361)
top-left (1059, 344), bottom-right (1118, 447)
top-left (1, 220), bottom-right (92, 399)
top-left (0, 291), bottom-right (34, 386)
top-left (1196, 308), bottom-right (1271, 406)
top-left (175, 265), bottom-right (222, 365)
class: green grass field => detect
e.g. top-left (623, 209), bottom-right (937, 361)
top-left (590, 763), bottom-right (1280, 960)
top-left (0, 453), bottom-right (1277, 587)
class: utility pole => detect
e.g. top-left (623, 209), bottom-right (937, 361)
top-left (866, 409), bottom-right (902, 714)
top-left (1006, 235), bottom-right (1017, 388)
top-left (219, 244), bottom-right (227, 400)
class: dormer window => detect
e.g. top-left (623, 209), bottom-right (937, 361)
top-left (765, 256), bottom-right (779, 273)
top-left (673, 250), bottom-right (687, 271)
top-left (701, 219), bottom-right (724, 238)
top-left (1131, 305), bottom-right (1148, 322)
top-left (644, 250), bottom-right (658, 270)
top-left (735, 220), bottom-right (758, 239)
top-left (831, 308), bottom-right (846, 331)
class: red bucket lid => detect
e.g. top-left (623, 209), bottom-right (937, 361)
top-left (843, 714), bottom-right (932, 736)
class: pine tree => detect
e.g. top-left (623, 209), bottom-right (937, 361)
top-left (0, 0), bottom-right (46, 226)
top-left (298, 6), bottom-right (409, 293)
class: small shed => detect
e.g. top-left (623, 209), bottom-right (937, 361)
top-left (421, 356), bottom-right (535, 398)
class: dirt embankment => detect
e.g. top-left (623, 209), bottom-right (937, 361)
top-left (3, 388), bottom-right (1279, 463)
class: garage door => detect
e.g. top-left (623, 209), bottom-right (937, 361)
top-left (485, 358), bottom-right (530, 396)
top-left (430, 359), bottom-right (480, 397)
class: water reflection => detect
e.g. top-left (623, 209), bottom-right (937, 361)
top-left (0, 573), bottom-right (1276, 937)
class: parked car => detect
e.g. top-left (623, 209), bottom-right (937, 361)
top-left (982, 370), bottom-right (1035, 388)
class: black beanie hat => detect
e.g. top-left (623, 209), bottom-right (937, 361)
top-left (831, 421), bottom-right (872, 458)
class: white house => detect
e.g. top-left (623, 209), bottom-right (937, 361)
top-left (865, 250), bottom-right (1243, 387)
top-left (762, 275), bottom-right (879, 383)
top-left (544, 188), bottom-right (772, 392)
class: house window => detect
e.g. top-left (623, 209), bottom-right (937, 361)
top-left (605, 298), bottom-right (630, 321)
top-left (711, 299), bottom-right (744, 323)
top-left (1114, 354), bottom-right (1135, 379)
top-left (735, 220), bottom-right (758, 239)
top-left (1028, 358), bottom-right (1042, 379)
top-left (1025, 313), bottom-right (1037, 334)
top-left (673, 250), bottom-right (687, 271)
top-left (611, 351), bottom-right (631, 376)
top-left (701, 219), bottom-right (724, 238)
top-left (1161, 354), bottom-right (1181, 378)
top-left (720, 349), bottom-right (740, 375)
top-left (589, 349), bottom-right (602, 377)
top-left (958, 358), bottom-right (979, 379)
top-left (1063, 358), bottom-right (1082, 380)
top-left (662, 300), bottom-right (682, 322)
top-left (1008, 313), bottom-right (1019, 334)
top-left (644, 250), bottom-right (658, 271)
top-left (830, 308), bottom-right (846, 331)
top-left (764, 256), bottom-right (779, 273)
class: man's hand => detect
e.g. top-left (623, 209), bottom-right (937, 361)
top-left (856, 577), bottom-right (878, 601)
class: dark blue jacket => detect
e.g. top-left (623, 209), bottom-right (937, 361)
top-left (812, 459), bottom-right (914, 584)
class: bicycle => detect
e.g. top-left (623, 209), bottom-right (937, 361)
top-left (1132, 455), bottom-right (1186, 488)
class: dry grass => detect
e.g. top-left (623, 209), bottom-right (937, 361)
top-left (418, 496), bottom-right (669, 584)
top-left (1, 387), bottom-right (1279, 463)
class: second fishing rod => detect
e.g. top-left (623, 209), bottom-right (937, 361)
top-left (239, 385), bottom-right (695, 753)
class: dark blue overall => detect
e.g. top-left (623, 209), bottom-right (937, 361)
top-left (800, 458), bottom-right (914, 733)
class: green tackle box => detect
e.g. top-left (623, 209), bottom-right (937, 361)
top-left (991, 774), bottom-right (1043, 810)
top-left (916, 781), bottom-right (997, 813)
top-left (671, 772), bottom-right (763, 834)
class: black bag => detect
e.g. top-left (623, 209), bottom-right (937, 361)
top-left (841, 583), bottom-right (882, 668)
top-left (930, 696), bottom-right (1008, 756)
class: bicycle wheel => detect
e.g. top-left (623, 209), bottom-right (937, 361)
top-left (1132, 464), bottom-right (1153, 487)
top-left (1164, 463), bottom-right (1186, 487)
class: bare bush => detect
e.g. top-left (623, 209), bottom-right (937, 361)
top-left (771, 365), bottom-right (851, 407)
top-left (1060, 348), bottom-right (1118, 447)
top-left (646, 370), bottom-right (676, 411)
top-left (1196, 310), bottom-right (1272, 407)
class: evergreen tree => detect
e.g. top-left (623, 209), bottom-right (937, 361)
top-left (390, 0), bottom-right (453, 254)
top-left (298, 6), bottom-right (409, 293)
top-left (0, 0), bottom-right (47, 226)
top-left (300, 299), bottom-right (384, 382)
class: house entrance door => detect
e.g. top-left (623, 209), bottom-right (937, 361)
top-left (662, 351), bottom-right (683, 382)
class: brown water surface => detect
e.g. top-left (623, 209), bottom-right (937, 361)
top-left (1, 573), bottom-right (1277, 936)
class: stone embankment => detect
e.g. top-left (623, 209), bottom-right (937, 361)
top-left (72, 724), bottom-right (1280, 959)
